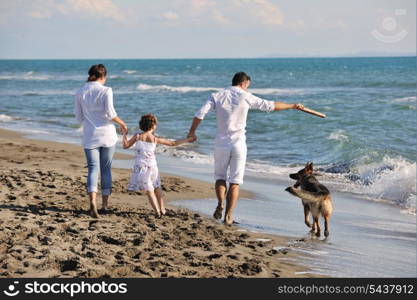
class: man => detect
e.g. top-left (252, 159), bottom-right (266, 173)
top-left (187, 72), bottom-right (304, 225)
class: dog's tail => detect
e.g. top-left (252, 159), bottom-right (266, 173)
top-left (285, 187), bottom-right (328, 203)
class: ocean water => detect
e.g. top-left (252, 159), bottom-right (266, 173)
top-left (0, 57), bottom-right (415, 215)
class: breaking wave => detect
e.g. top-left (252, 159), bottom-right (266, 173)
top-left (137, 83), bottom-right (305, 95)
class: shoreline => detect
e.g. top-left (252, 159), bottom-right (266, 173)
top-left (0, 128), bottom-right (321, 278)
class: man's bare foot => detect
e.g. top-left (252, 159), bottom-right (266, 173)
top-left (213, 206), bottom-right (223, 220)
top-left (224, 214), bottom-right (233, 225)
top-left (102, 198), bottom-right (109, 210)
top-left (89, 206), bottom-right (100, 218)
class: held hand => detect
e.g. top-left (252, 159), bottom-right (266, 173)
top-left (119, 123), bottom-right (128, 135)
top-left (293, 103), bottom-right (304, 110)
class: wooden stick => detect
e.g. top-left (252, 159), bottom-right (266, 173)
top-left (300, 107), bottom-right (326, 118)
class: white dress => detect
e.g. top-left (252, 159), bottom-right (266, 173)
top-left (127, 136), bottom-right (161, 192)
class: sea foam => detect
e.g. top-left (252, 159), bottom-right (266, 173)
top-left (123, 70), bottom-right (137, 74)
top-left (0, 71), bottom-right (49, 81)
top-left (350, 156), bottom-right (416, 214)
top-left (137, 83), bottom-right (219, 93)
top-left (393, 96), bottom-right (417, 103)
top-left (137, 83), bottom-right (305, 95)
top-left (0, 114), bottom-right (16, 122)
top-left (327, 130), bottom-right (349, 142)
top-left (156, 145), bottom-right (416, 214)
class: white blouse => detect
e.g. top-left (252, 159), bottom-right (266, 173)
top-left (74, 81), bottom-right (118, 149)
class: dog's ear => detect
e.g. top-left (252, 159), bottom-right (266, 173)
top-left (306, 162), bottom-right (313, 170)
top-left (289, 173), bottom-right (299, 180)
top-left (304, 162), bottom-right (310, 169)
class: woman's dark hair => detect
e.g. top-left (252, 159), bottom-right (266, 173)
top-left (87, 64), bottom-right (107, 82)
top-left (139, 114), bottom-right (158, 132)
top-left (232, 72), bottom-right (251, 86)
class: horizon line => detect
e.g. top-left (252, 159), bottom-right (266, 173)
top-left (0, 54), bottom-right (416, 60)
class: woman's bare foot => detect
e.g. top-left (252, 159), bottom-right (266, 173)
top-left (161, 208), bottom-right (166, 215)
top-left (213, 206), bottom-right (223, 220)
top-left (89, 205), bottom-right (100, 218)
top-left (88, 193), bottom-right (99, 218)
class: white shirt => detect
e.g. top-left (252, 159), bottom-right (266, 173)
top-left (194, 86), bottom-right (275, 143)
top-left (74, 81), bottom-right (118, 149)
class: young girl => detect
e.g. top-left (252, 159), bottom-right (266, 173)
top-left (123, 114), bottom-right (195, 217)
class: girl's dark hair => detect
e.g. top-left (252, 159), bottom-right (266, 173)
top-left (87, 64), bottom-right (107, 82)
top-left (139, 114), bottom-right (158, 132)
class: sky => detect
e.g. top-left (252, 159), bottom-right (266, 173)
top-left (0, 0), bottom-right (415, 59)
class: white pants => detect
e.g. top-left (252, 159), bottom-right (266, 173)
top-left (214, 137), bottom-right (247, 185)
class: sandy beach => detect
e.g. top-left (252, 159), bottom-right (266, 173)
top-left (0, 128), bottom-right (318, 278)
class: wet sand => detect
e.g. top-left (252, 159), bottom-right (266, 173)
top-left (0, 128), bottom-right (319, 278)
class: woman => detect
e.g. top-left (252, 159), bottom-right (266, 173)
top-left (74, 64), bottom-right (127, 218)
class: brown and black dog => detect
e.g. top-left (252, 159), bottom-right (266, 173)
top-left (285, 162), bottom-right (333, 237)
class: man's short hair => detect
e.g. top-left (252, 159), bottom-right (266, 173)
top-left (232, 72), bottom-right (251, 86)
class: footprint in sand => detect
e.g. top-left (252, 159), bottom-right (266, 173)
top-left (60, 259), bottom-right (79, 272)
top-left (99, 235), bottom-right (126, 246)
top-left (207, 253), bottom-right (222, 260)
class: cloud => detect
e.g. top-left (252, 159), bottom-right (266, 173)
top-left (160, 11), bottom-right (180, 20)
top-left (314, 17), bottom-right (349, 30)
top-left (173, 0), bottom-right (284, 26)
top-left (186, 0), bottom-right (229, 24)
top-left (284, 19), bottom-right (305, 30)
top-left (282, 18), bottom-right (348, 31)
top-left (0, 0), bottom-right (23, 24)
top-left (189, 0), bottom-right (216, 15)
top-left (66, 0), bottom-right (126, 23)
top-left (28, 10), bottom-right (52, 19)
top-left (249, 0), bottom-right (284, 25)
top-left (20, 0), bottom-right (284, 27)
top-left (26, 0), bottom-right (126, 23)
top-left (332, 19), bottom-right (348, 29)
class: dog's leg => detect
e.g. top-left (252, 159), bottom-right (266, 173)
top-left (303, 203), bottom-right (311, 228)
top-left (314, 217), bottom-right (321, 237)
top-left (324, 214), bottom-right (330, 237)
top-left (310, 221), bottom-right (316, 234)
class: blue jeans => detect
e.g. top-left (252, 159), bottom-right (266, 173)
top-left (84, 146), bottom-right (116, 195)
